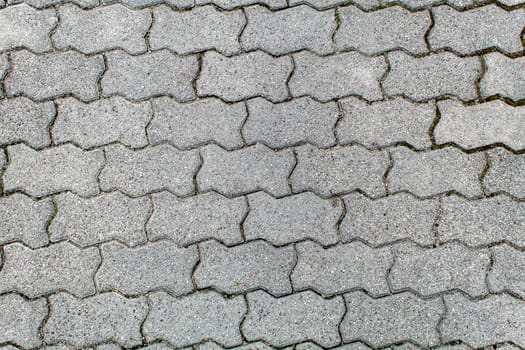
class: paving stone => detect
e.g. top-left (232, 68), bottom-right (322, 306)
top-left (5, 50), bottom-right (104, 102)
top-left (291, 144), bottom-right (389, 197)
top-left (341, 291), bottom-right (442, 347)
top-left (53, 97), bottom-right (152, 149)
top-left (387, 147), bottom-right (485, 197)
top-left (3, 143), bottom-right (104, 197)
top-left (0, 242), bottom-right (99, 298)
top-left (0, 54), bottom-right (7, 96)
top-left (296, 343), bottom-right (372, 350)
top-left (102, 50), bottom-right (198, 101)
top-left (484, 148), bottom-right (525, 198)
top-left (97, 240), bottom-right (197, 295)
top-left (243, 290), bottom-right (345, 347)
top-left (480, 53), bottom-right (525, 102)
top-left (197, 51), bottom-right (292, 103)
top-left (383, 52), bottom-right (480, 101)
top-left (195, 240), bottom-right (295, 295)
top-left (44, 292), bottom-right (148, 348)
top-left (390, 242), bottom-right (490, 296)
top-left (148, 97), bottom-right (245, 150)
top-left (441, 294), bottom-right (525, 348)
top-left (289, 51), bottom-right (386, 102)
top-left (8, 0), bottom-right (98, 7)
top-left (244, 191), bottom-right (341, 246)
top-left (96, 345), bottom-right (121, 350)
top-left (0, 4), bottom-right (57, 52)
top-left (49, 191), bottom-right (150, 246)
top-left (383, 0), bottom-right (473, 8)
top-left (53, 4), bottom-right (150, 55)
top-left (435, 99), bottom-right (525, 150)
top-left (102, 0), bottom-right (192, 8)
top-left (488, 244), bottom-right (525, 298)
top-left (151, 5), bottom-right (244, 55)
top-left (292, 241), bottom-right (393, 296)
top-left (99, 144), bottom-right (199, 197)
top-left (337, 97), bottom-right (434, 149)
top-left (0, 293), bottom-right (47, 348)
top-left (429, 5), bottom-right (525, 55)
top-left (241, 5), bottom-right (335, 55)
top-left (195, 0), bottom-right (286, 9)
top-left (147, 191), bottom-right (246, 246)
top-left (0, 193), bottom-right (53, 248)
top-left (335, 6), bottom-right (429, 55)
top-left (290, 0), bottom-right (379, 9)
top-left (243, 97), bottom-right (338, 148)
top-left (144, 291), bottom-right (246, 347)
top-left (197, 144), bottom-right (294, 197)
top-left (197, 342), bottom-right (279, 350)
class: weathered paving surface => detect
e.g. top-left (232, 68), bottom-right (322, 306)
top-left (0, 1), bottom-right (524, 349)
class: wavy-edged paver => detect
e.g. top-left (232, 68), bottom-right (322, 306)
top-left (102, 0), bottom-right (192, 8)
top-left (484, 148), bottom-right (525, 198)
top-left (290, 0), bottom-right (379, 9)
top-left (480, 53), bottom-right (525, 102)
top-left (0, 54), bottom-right (7, 96)
top-left (383, 0), bottom-right (472, 8)
top-left (196, 0), bottom-right (287, 8)
top-left (488, 244), bottom-right (525, 298)
top-left (8, 0), bottom-right (98, 7)
top-left (197, 342), bottom-right (281, 350)
top-left (296, 343), bottom-right (372, 350)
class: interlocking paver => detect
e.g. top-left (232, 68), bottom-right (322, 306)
top-left (241, 5), bottom-right (335, 55)
top-left (335, 6), bottom-right (429, 55)
top-left (44, 292), bottom-right (148, 348)
top-left (148, 97), bottom-right (245, 150)
top-left (484, 148), bottom-right (525, 198)
top-left (488, 244), bottom-right (525, 298)
top-left (0, 54), bottom-right (7, 96)
top-left (383, 52), bottom-right (480, 101)
top-left (292, 241), bottom-right (393, 296)
top-left (5, 50), bottom-right (104, 102)
top-left (99, 144), bottom-right (200, 196)
top-left (289, 51), bottom-right (386, 102)
top-left (383, 0), bottom-right (472, 8)
top-left (291, 144), bottom-right (389, 197)
top-left (289, 0), bottom-right (379, 9)
top-left (296, 343), bottom-right (372, 350)
top-left (3, 143), bottom-right (104, 197)
top-left (151, 5), bottom-right (244, 55)
top-left (102, 0), bottom-right (192, 8)
top-left (197, 51), bottom-right (293, 102)
top-left (144, 291), bottom-right (246, 347)
top-left (243, 290), bottom-right (345, 347)
top-left (147, 191), bottom-right (246, 246)
top-left (337, 97), bottom-right (435, 149)
top-left (480, 53), bottom-right (525, 102)
top-left (341, 291), bottom-right (442, 347)
top-left (194, 240), bottom-right (295, 295)
top-left (197, 342), bottom-right (278, 350)
top-left (7, 0), bottom-right (98, 7)
top-left (244, 191), bottom-right (341, 246)
top-left (196, 0), bottom-right (286, 8)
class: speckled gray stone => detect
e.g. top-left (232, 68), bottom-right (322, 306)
top-left (8, 0), bottom-right (98, 7)
top-left (244, 97), bottom-right (338, 148)
top-left (243, 290), bottom-right (345, 347)
top-left (291, 144), bottom-right (389, 197)
top-left (197, 51), bottom-right (293, 103)
top-left (289, 0), bottom-right (379, 9)
top-left (144, 291), bottom-right (246, 347)
top-left (383, 0), bottom-right (472, 8)
top-left (480, 53), bottom-right (525, 102)
top-left (149, 97), bottom-right (245, 150)
top-left (296, 343), bottom-right (372, 350)
top-left (102, 0), bottom-right (192, 8)
top-left (196, 0), bottom-right (286, 8)
top-left (484, 148), bottom-right (525, 198)
top-left (148, 191), bottom-right (246, 246)
top-left (244, 191), bottom-right (341, 246)
top-left (488, 244), bottom-right (525, 297)
top-left (196, 342), bottom-right (279, 350)
top-left (0, 54), bottom-right (7, 96)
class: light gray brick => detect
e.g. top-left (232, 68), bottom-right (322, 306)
top-left (195, 0), bottom-right (286, 9)
top-left (151, 5), bottom-right (244, 55)
top-left (195, 240), bottom-right (294, 295)
top-left (0, 4), bottom-right (57, 52)
top-left (197, 144), bottom-right (294, 197)
top-left (97, 241), bottom-right (197, 295)
top-left (148, 191), bottom-right (246, 246)
top-left (197, 51), bottom-right (292, 103)
top-left (102, 50), bottom-right (198, 101)
top-left (0, 293), bottom-right (47, 348)
top-left (0, 193), bottom-right (53, 248)
top-left (244, 97), bottom-right (338, 148)
top-left (53, 4), bottom-right (150, 54)
top-left (335, 6), bottom-right (429, 55)
top-left (383, 52), bottom-right (480, 101)
top-left (290, 0), bottom-right (379, 9)
top-left (99, 144), bottom-right (199, 197)
top-left (484, 148), bottom-right (525, 198)
top-left (338, 97), bottom-right (434, 149)
top-left (148, 97), bottom-right (245, 150)
top-left (441, 294), bottom-right (525, 348)
top-left (44, 292), bottom-right (148, 348)
top-left (144, 291), bottom-right (246, 347)
top-left (387, 147), bottom-right (485, 197)
top-left (241, 5), bottom-right (335, 55)
top-left (291, 144), bottom-right (389, 197)
top-left (102, 0), bottom-right (192, 9)
top-left (488, 244), bottom-right (525, 298)
top-left (5, 50), bottom-right (104, 102)
top-left (8, 0), bottom-right (98, 7)
top-left (480, 53), bottom-right (525, 102)
top-left (341, 291), bottom-right (442, 347)
top-left (292, 241), bottom-right (393, 296)
top-left (243, 290), bottom-right (344, 347)
top-left (3, 143), bottom-right (104, 197)
top-left (0, 242), bottom-right (99, 298)
top-left (383, 0), bottom-right (473, 8)
top-left (244, 191), bottom-right (341, 246)
top-left (429, 5), bottom-right (525, 55)
top-left (53, 97), bottom-right (152, 149)
top-left (289, 51), bottom-right (386, 102)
